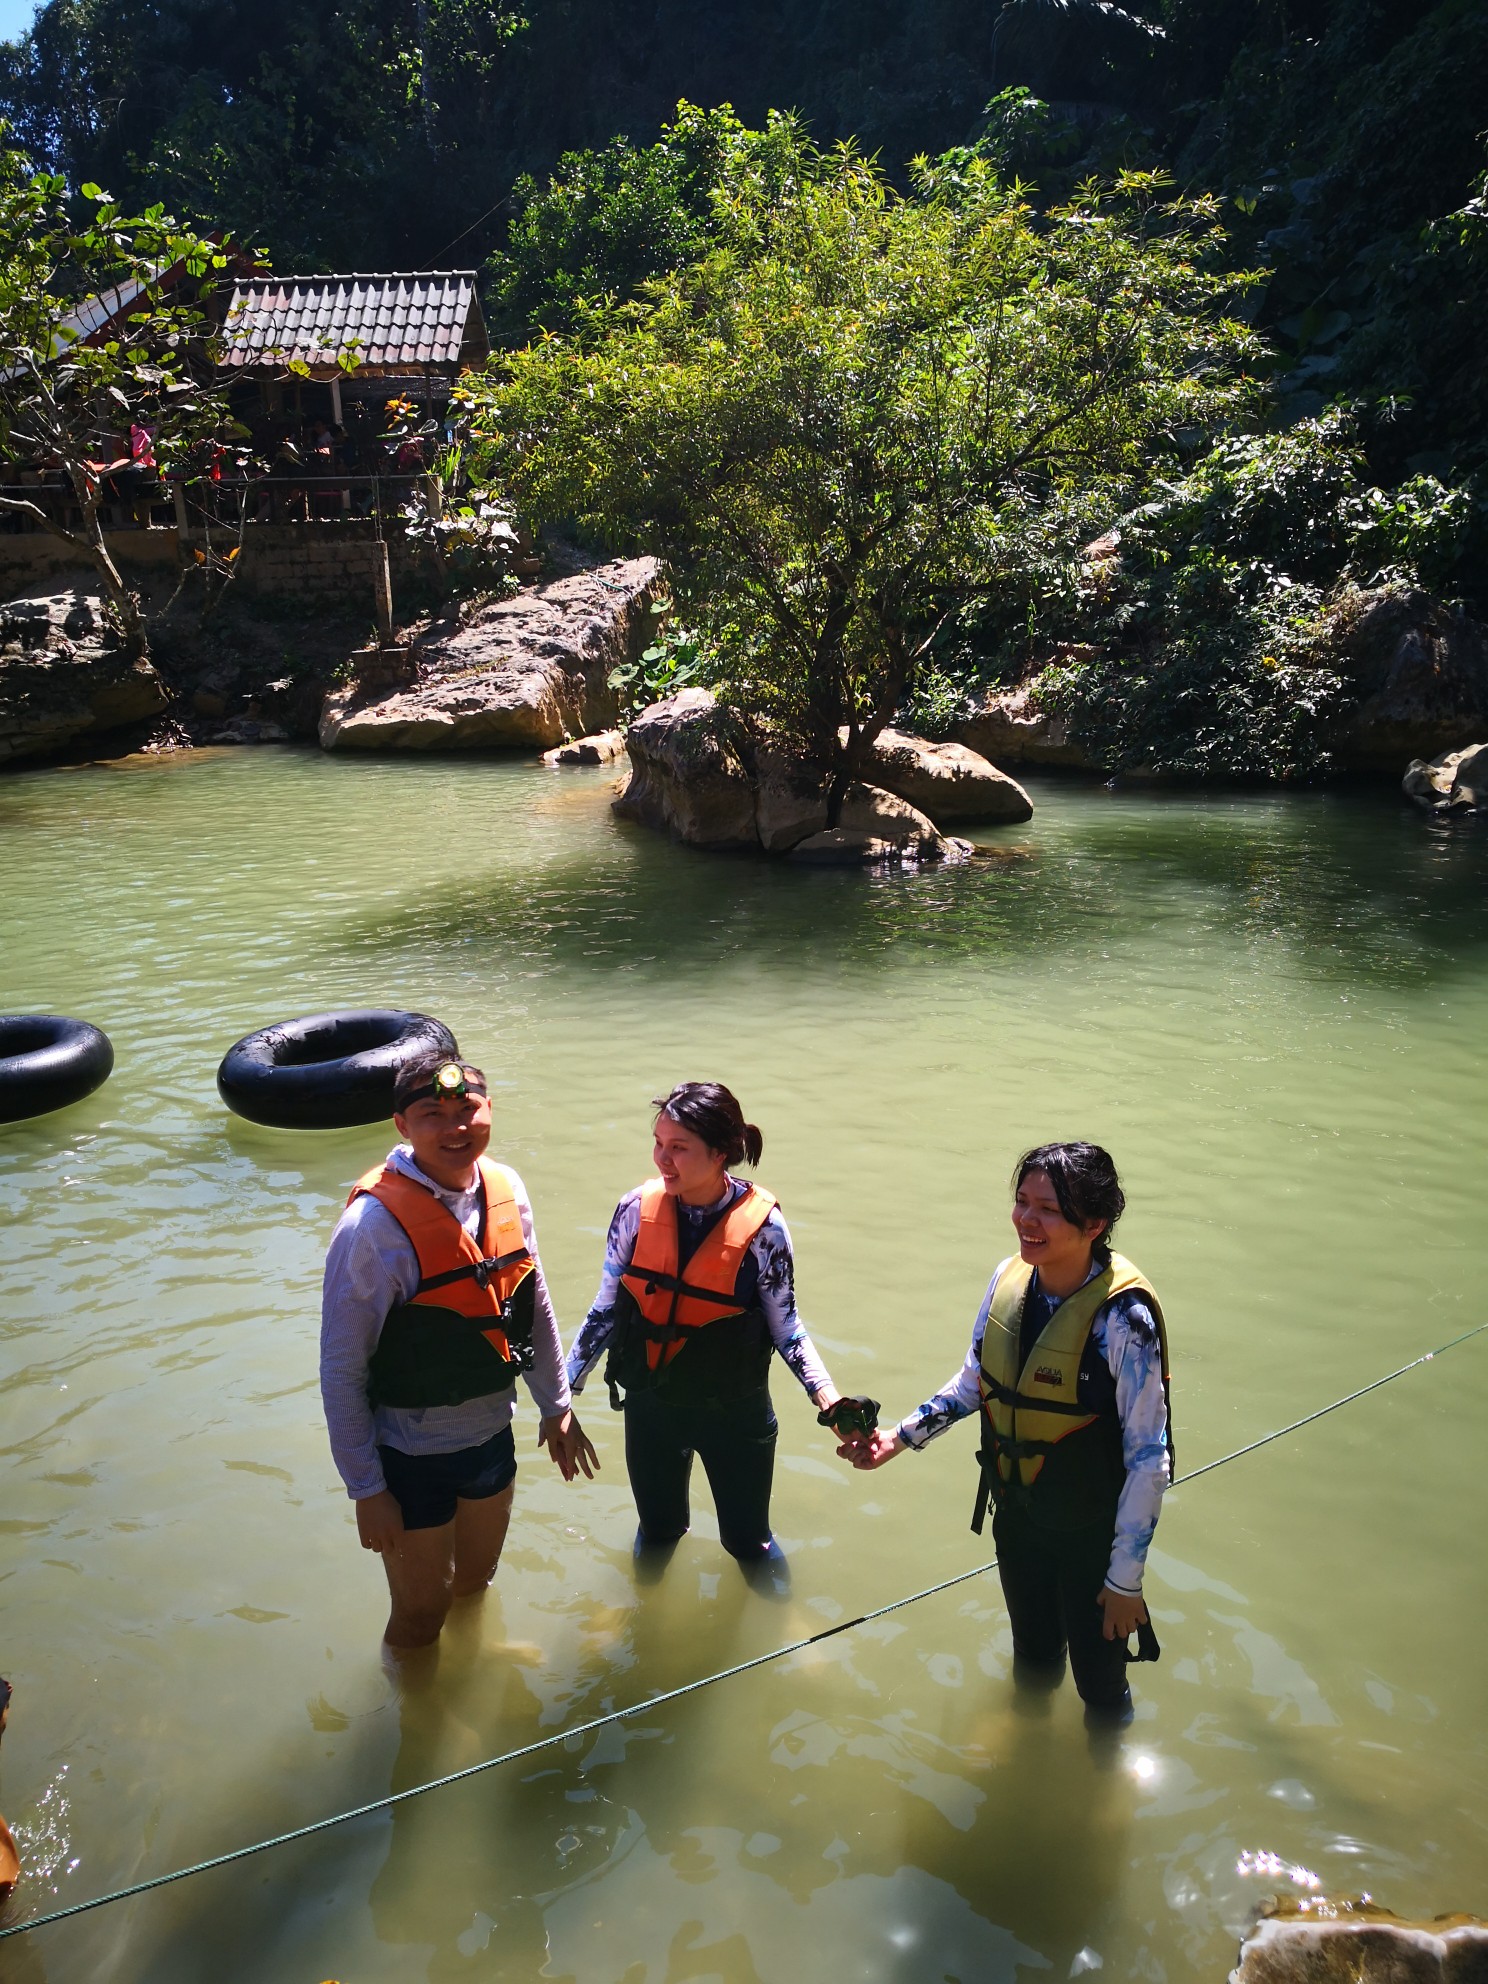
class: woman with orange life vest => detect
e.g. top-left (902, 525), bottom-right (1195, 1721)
top-left (321, 1052), bottom-right (598, 1649)
top-left (847, 1143), bottom-right (1171, 1722)
top-left (566, 1082), bottom-right (867, 1585)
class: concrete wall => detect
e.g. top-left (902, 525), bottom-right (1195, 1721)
top-left (0, 522), bottom-right (402, 627)
top-left (0, 528), bottom-right (182, 601)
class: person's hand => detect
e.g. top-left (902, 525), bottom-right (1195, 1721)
top-left (842, 1427), bottom-right (904, 1470)
top-left (539, 1410), bottom-right (600, 1483)
top-left (355, 1489), bottom-right (404, 1553)
top-left (1097, 1585), bottom-right (1148, 1642)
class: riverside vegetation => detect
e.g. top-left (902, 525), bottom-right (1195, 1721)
top-left (0, 0), bottom-right (1484, 783)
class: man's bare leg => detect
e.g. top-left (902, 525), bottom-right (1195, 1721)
top-left (380, 1519), bottom-right (457, 1648)
top-left (451, 1483), bottom-right (515, 1599)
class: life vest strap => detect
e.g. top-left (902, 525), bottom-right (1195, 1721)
top-left (417, 1246), bottom-right (532, 1296)
top-left (979, 1374), bottom-right (1097, 1419)
top-left (623, 1266), bottom-right (746, 1309)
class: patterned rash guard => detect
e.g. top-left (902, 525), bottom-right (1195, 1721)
top-left (895, 1254), bottom-right (1171, 1595)
top-left (566, 1179), bottom-right (834, 1402)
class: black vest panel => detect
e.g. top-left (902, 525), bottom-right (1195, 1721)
top-left (367, 1273), bottom-right (535, 1410)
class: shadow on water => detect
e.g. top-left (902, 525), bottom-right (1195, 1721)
top-left (283, 782), bottom-right (1488, 994)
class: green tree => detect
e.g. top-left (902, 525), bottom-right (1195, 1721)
top-left (471, 134), bottom-right (1263, 811)
top-left (0, 155), bottom-right (229, 655)
top-left (488, 102), bottom-right (808, 336)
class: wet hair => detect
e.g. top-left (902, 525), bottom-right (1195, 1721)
top-left (653, 1081), bottom-right (763, 1168)
top-left (1013, 1142), bottom-right (1125, 1257)
top-left (393, 1051), bottom-right (488, 1112)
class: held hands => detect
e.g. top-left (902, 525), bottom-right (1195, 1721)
top-left (1096, 1584), bottom-right (1148, 1642)
top-left (355, 1489), bottom-right (405, 1554)
top-left (539, 1409), bottom-right (600, 1483)
top-left (815, 1390), bottom-right (882, 1462)
top-left (841, 1427), bottom-right (904, 1470)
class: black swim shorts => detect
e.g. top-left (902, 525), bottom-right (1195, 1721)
top-left (377, 1425), bottom-right (517, 1530)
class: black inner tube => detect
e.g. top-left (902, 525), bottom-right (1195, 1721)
top-left (0, 1015), bottom-right (115, 1125)
top-left (217, 1009), bottom-right (459, 1129)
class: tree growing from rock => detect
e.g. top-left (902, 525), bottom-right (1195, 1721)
top-left (471, 125), bottom-right (1266, 814)
top-left (0, 151), bottom-right (230, 656)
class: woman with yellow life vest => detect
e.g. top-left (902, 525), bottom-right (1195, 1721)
top-left (321, 1052), bottom-right (598, 1649)
top-left (848, 1143), bottom-right (1171, 1722)
top-left (566, 1081), bottom-right (866, 1588)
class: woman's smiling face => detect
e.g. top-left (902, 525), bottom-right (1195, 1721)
top-left (1011, 1167), bottom-right (1106, 1287)
top-left (653, 1111), bottom-right (727, 1203)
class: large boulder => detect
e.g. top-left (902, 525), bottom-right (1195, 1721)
top-left (955, 684), bottom-right (1099, 771)
top-left (613, 690), bottom-right (967, 861)
top-left (0, 589), bottom-right (168, 766)
top-left (1403, 741), bottom-right (1488, 814)
top-left (855, 726), bottom-right (1033, 824)
top-left (613, 687), bottom-right (759, 848)
top-left (754, 744), bottom-right (830, 852)
top-left (319, 556), bottom-right (657, 752)
top-left (1331, 587), bottom-right (1488, 771)
top-left (791, 783), bottom-right (967, 865)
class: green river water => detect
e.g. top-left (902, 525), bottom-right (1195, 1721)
top-left (1, 748), bottom-right (1485, 1984)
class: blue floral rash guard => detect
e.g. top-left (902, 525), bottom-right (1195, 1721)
top-left (894, 1255), bottom-right (1171, 1595)
top-left (566, 1179), bottom-right (834, 1402)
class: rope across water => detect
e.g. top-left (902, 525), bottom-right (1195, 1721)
top-left (3, 1318), bottom-right (1483, 1945)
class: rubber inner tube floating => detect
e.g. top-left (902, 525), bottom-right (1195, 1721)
top-left (0, 1014), bottom-right (114, 1124)
top-left (217, 1009), bottom-right (460, 1130)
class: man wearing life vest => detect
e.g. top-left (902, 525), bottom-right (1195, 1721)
top-left (566, 1081), bottom-right (868, 1590)
top-left (844, 1142), bottom-right (1171, 1722)
top-left (321, 1052), bottom-right (598, 1648)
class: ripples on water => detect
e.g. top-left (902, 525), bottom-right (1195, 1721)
top-left (1, 750), bottom-right (1485, 1981)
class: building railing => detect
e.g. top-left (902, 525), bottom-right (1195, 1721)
top-left (0, 471), bottom-right (437, 537)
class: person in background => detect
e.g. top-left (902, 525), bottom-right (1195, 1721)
top-left (845, 1142), bottom-right (1171, 1724)
top-left (0, 1677), bottom-right (16, 1905)
top-left (566, 1081), bottom-right (871, 1592)
top-left (321, 1053), bottom-right (598, 1650)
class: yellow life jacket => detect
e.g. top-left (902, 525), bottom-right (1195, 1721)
top-left (973, 1252), bottom-right (1169, 1533)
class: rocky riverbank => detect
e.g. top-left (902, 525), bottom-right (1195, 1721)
top-left (0, 551), bottom-right (658, 768)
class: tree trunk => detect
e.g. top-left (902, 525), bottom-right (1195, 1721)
top-left (73, 473), bottom-right (148, 660)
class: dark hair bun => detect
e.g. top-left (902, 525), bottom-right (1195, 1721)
top-left (653, 1081), bottom-right (763, 1168)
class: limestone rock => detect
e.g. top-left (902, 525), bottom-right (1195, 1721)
top-left (791, 784), bottom-right (966, 864)
top-left (754, 745), bottom-right (829, 852)
top-left (854, 726), bottom-right (1033, 824)
top-left (1331, 588), bottom-right (1488, 770)
top-left (1233, 1901), bottom-right (1488, 1984)
top-left (319, 556), bottom-right (657, 752)
top-left (956, 685), bottom-right (1099, 771)
top-left (0, 588), bottom-right (168, 766)
top-left (1403, 741), bottom-right (1488, 814)
top-left (789, 829), bottom-right (898, 866)
top-left (542, 729), bottom-right (626, 766)
top-left (612, 687), bottom-right (758, 848)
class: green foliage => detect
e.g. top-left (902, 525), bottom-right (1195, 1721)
top-left (399, 485), bottom-right (522, 594)
top-left (489, 103), bottom-right (806, 335)
top-left (606, 609), bottom-right (708, 716)
top-left (0, 148), bottom-right (231, 649)
top-left (1034, 617), bottom-right (1353, 782)
top-left (1004, 411), bottom-right (1482, 780)
top-left (471, 127), bottom-right (1261, 799)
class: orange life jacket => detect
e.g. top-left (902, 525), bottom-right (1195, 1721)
top-left (350, 1157), bottom-right (536, 1407)
top-left (619, 1177), bottom-right (778, 1372)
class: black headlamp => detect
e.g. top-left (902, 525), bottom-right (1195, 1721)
top-left (397, 1061), bottom-right (488, 1109)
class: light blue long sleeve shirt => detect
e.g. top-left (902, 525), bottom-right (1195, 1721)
top-left (320, 1146), bottom-right (570, 1500)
